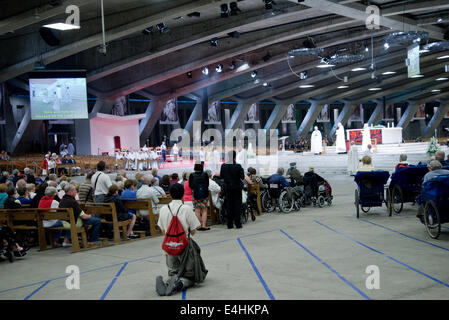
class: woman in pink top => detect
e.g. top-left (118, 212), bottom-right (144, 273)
top-left (183, 172), bottom-right (193, 208)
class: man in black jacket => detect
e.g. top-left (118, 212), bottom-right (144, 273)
top-left (220, 150), bottom-right (244, 229)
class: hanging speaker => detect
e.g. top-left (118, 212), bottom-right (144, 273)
top-left (39, 27), bottom-right (60, 46)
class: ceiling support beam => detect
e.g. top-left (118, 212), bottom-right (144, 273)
top-left (423, 100), bottom-right (449, 138)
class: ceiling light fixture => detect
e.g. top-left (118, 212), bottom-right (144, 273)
top-left (382, 71), bottom-right (396, 75)
top-left (210, 38), bottom-right (218, 47)
top-left (411, 74), bottom-right (424, 78)
top-left (437, 55), bottom-right (449, 59)
top-left (299, 84), bottom-right (314, 88)
top-left (216, 64), bottom-right (223, 73)
top-left (351, 67), bottom-right (366, 72)
top-left (202, 67), bottom-right (209, 75)
top-left (338, 85), bottom-right (349, 89)
top-left (369, 88), bottom-right (382, 91)
top-left (251, 70), bottom-right (258, 78)
top-left (436, 77), bottom-right (448, 81)
top-left (236, 62), bottom-right (250, 72)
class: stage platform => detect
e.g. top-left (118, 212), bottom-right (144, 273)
top-left (92, 143), bottom-right (449, 179)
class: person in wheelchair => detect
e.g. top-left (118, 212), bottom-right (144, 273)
top-left (286, 162), bottom-right (303, 186)
top-left (302, 167), bottom-right (326, 204)
top-left (269, 168), bottom-right (290, 188)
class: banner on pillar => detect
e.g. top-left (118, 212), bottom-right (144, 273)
top-left (282, 104), bottom-right (296, 123)
top-left (205, 100), bottom-right (221, 124)
top-left (383, 104), bottom-right (394, 120)
top-left (317, 104), bottom-right (330, 122)
top-left (160, 98), bottom-right (179, 124)
top-left (396, 107), bottom-right (402, 121)
top-left (350, 105), bottom-right (362, 123)
top-left (112, 96), bottom-right (128, 116)
top-left (245, 103), bottom-right (259, 123)
top-left (413, 104), bottom-right (426, 120)
top-left (407, 43), bottom-right (420, 78)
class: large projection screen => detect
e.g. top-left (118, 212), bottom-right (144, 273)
top-left (29, 70), bottom-right (88, 120)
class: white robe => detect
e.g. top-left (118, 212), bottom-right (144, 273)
top-left (237, 149), bottom-right (248, 171)
top-left (211, 150), bottom-right (221, 174)
top-left (336, 125), bottom-right (346, 153)
top-left (311, 130), bottom-right (323, 154)
top-left (361, 126), bottom-right (371, 152)
top-left (347, 145), bottom-right (359, 175)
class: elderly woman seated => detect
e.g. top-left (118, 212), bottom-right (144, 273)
top-left (357, 156), bottom-right (375, 172)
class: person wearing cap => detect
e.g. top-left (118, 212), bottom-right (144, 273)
top-left (286, 162), bottom-right (302, 186)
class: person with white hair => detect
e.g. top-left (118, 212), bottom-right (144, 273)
top-left (310, 126), bottom-right (323, 155)
top-left (48, 154), bottom-right (57, 174)
top-left (136, 174), bottom-right (160, 222)
top-left (38, 186), bottom-right (72, 247)
top-left (423, 160), bottom-right (449, 183)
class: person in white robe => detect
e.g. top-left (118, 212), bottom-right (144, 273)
top-left (137, 150), bottom-right (144, 171)
top-left (247, 142), bottom-right (255, 158)
top-left (150, 149), bottom-right (158, 169)
top-left (128, 149), bottom-right (136, 170)
top-left (142, 150), bottom-right (149, 170)
top-left (199, 147), bottom-right (205, 165)
top-left (211, 147), bottom-right (221, 174)
top-left (361, 123), bottom-right (371, 152)
top-left (172, 143), bottom-right (179, 162)
top-left (310, 126), bottom-right (323, 154)
top-left (335, 122), bottom-right (347, 153)
top-left (347, 141), bottom-right (359, 175)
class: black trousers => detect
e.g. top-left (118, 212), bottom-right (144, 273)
top-left (225, 188), bottom-right (242, 227)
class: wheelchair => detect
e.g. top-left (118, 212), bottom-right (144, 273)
top-left (388, 165), bottom-right (429, 215)
top-left (418, 174), bottom-right (449, 239)
top-left (261, 179), bottom-right (292, 213)
top-left (354, 171), bottom-right (390, 218)
top-left (302, 172), bottom-right (333, 208)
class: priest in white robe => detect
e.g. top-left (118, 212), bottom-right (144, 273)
top-left (211, 147), bottom-right (221, 174)
top-left (361, 123), bottom-right (371, 152)
top-left (347, 141), bottom-right (359, 175)
top-left (310, 126), bottom-right (323, 155)
top-left (335, 122), bottom-right (347, 153)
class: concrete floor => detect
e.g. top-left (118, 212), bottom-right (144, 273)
top-left (1, 173), bottom-right (449, 300)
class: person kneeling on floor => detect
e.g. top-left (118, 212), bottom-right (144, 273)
top-left (155, 183), bottom-right (207, 296)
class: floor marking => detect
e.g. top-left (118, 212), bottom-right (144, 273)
top-left (23, 280), bottom-right (51, 300)
top-left (99, 262), bottom-right (128, 300)
top-left (315, 220), bottom-right (449, 289)
top-left (279, 229), bottom-right (371, 300)
top-left (237, 237), bottom-right (275, 300)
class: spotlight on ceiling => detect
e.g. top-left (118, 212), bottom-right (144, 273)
top-left (300, 71), bottom-right (307, 80)
top-left (230, 2), bottom-right (241, 16)
top-left (210, 38), bottom-right (218, 47)
top-left (254, 79), bottom-right (260, 84)
top-left (262, 82), bottom-right (269, 87)
top-left (437, 18), bottom-right (443, 23)
top-left (264, 0), bottom-right (276, 10)
top-left (262, 53), bottom-right (272, 62)
top-left (187, 71), bottom-right (193, 78)
top-left (202, 67), bottom-right (209, 75)
top-left (365, 46), bottom-right (369, 52)
top-left (229, 61), bottom-right (236, 70)
top-left (227, 31), bottom-right (240, 38)
top-left (369, 87), bottom-right (382, 91)
top-left (216, 64), bottom-right (223, 73)
top-left (251, 70), bottom-right (258, 78)
top-left (142, 26), bottom-right (153, 35)
top-left (411, 74), bottom-right (424, 78)
top-left (221, 4), bottom-right (229, 17)
top-left (187, 12), bottom-right (201, 17)
top-left (156, 23), bottom-right (169, 34)
top-left (338, 85), bottom-right (349, 89)
top-left (382, 71), bottom-right (396, 75)
top-left (351, 67), bottom-right (366, 72)
top-left (384, 42), bottom-right (390, 50)
top-left (299, 84), bottom-right (314, 88)
top-left (432, 89), bottom-right (441, 93)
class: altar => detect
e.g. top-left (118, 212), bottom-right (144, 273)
top-left (346, 127), bottom-right (403, 145)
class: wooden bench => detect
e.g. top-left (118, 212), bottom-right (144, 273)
top-left (37, 208), bottom-right (89, 253)
top-left (82, 202), bottom-right (131, 244)
top-left (207, 191), bottom-right (218, 225)
top-left (121, 198), bottom-right (160, 237)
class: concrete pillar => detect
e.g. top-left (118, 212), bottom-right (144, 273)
top-left (397, 101), bottom-right (420, 130)
top-left (423, 101), bottom-right (449, 138)
top-left (9, 104), bottom-right (31, 154)
top-left (264, 103), bottom-right (289, 130)
top-left (328, 100), bottom-right (351, 138)
top-left (295, 100), bottom-right (322, 138)
top-left (367, 100), bottom-right (383, 125)
top-left (139, 99), bottom-right (166, 146)
top-left (184, 100), bottom-right (202, 135)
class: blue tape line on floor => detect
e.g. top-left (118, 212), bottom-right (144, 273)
top-left (23, 280), bottom-right (51, 300)
top-left (100, 262), bottom-right (128, 300)
top-left (314, 219), bottom-right (449, 289)
top-left (359, 218), bottom-right (449, 252)
top-left (237, 237), bottom-right (275, 300)
top-left (279, 229), bottom-right (371, 300)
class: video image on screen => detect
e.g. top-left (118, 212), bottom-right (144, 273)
top-left (29, 77), bottom-right (88, 120)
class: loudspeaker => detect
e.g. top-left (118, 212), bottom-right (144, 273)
top-left (39, 27), bottom-right (60, 46)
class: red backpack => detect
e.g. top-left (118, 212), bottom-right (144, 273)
top-left (161, 204), bottom-right (188, 256)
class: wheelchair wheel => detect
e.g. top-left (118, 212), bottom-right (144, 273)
top-left (392, 186), bottom-right (403, 214)
top-left (424, 201), bottom-right (441, 239)
top-left (262, 192), bottom-right (275, 213)
top-left (317, 195), bottom-right (326, 208)
top-left (355, 189), bottom-right (360, 218)
top-left (361, 206), bottom-right (370, 213)
top-left (279, 191), bottom-right (294, 213)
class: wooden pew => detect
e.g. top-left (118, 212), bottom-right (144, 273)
top-left (38, 208), bottom-right (88, 253)
top-left (82, 202), bottom-right (130, 244)
top-left (207, 191), bottom-right (218, 225)
top-left (121, 198), bottom-right (159, 238)
top-left (248, 184), bottom-right (262, 216)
